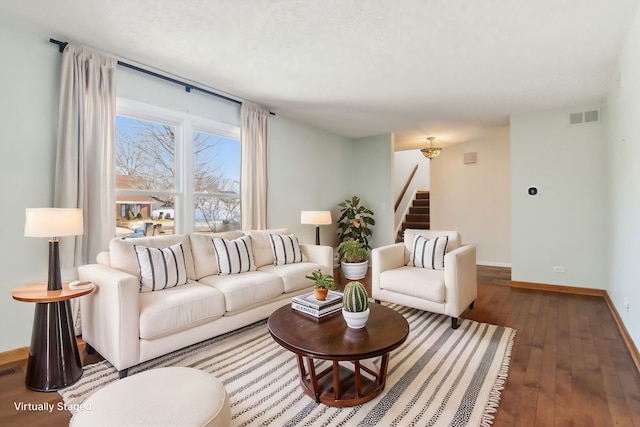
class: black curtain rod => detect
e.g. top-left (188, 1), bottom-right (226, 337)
top-left (49, 38), bottom-right (275, 115)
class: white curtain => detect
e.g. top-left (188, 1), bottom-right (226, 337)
top-left (240, 103), bottom-right (270, 230)
top-left (54, 45), bottom-right (116, 334)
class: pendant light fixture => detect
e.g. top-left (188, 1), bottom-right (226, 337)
top-left (420, 137), bottom-right (442, 160)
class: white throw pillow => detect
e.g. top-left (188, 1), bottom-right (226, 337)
top-left (269, 233), bottom-right (305, 265)
top-left (407, 235), bottom-right (448, 270)
top-left (212, 235), bottom-right (256, 275)
top-left (135, 243), bottom-right (189, 292)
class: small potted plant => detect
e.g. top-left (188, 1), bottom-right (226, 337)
top-left (305, 269), bottom-right (336, 301)
top-left (342, 281), bottom-right (369, 328)
top-left (339, 240), bottom-right (369, 280)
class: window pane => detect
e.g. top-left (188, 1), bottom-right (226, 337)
top-left (193, 131), bottom-right (241, 232)
top-left (194, 195), bottom-right (240, 232)
top-left (116, 116), bottom-right (176, 191)
top-left (115, 195), bottom-right (176, 237)
top-left (115, 116), bottom-right (177, 236)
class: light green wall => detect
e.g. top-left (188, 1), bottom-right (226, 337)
top-left (0, 21), bottom-right (61, 352)
top-left (511, 106), bottom-right (607, 289)
top-left (267, 115), bottom-right (353, 247)
top-left (350, 134), bottom-right (395, 248)
top-left (605, 6), bottom-right (640, 348)
top-left (268, 122), bottom-right (394, 249)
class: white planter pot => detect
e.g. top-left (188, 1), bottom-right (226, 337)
top-left (342, 308), bottom-right (370, 329)
top-left (341, 260), bottom-right (368, 280)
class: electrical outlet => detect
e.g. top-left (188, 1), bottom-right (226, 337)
top-left (624, 299), bottom-right (630, 312)
top-left (553, 266), bottom-right (565, 273)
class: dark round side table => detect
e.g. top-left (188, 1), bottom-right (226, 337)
top-left (12, 282), bottom-right (95, 392)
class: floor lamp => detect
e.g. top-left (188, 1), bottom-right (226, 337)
top-left (300, 211), bottom-right (332, 245)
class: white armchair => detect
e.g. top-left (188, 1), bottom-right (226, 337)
top-left (371, 229), bottom-right (477, 329)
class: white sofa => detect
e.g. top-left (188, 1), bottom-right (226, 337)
top-left (78, 228), bottom-right (333, 378)
top-left (371, 229), bottom-right (477, 329)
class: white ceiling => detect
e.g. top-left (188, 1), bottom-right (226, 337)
top-left (3, 1), bottom-right (639, 150)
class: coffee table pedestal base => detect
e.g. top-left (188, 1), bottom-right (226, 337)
top-left (296, 354), bottom-right (390, 407)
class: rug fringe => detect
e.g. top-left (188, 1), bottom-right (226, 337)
top-left (481, 328), bottom-right (516, 427)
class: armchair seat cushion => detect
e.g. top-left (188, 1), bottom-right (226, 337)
top-left (139, 282), bottom-right (225, 340)
top-left (199, 271), bottom-right (284, 312)
top-left (379, 267), bottom-right (445, 303)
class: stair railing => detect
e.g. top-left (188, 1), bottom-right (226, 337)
top-left (395, 164), bottom-right (419, 212)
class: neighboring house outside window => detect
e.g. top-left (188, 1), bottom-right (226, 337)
top-left (115, 99), bottom-right (241, 237)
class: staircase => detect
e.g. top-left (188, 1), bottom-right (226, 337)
top-left (399, 191), bottom-right (430, 240)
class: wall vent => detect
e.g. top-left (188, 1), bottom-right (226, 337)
top-left (463, 152), bottom-right (477, 164)
top-left (569, 109), bottom-right (600, 125)
top-left (584, 110), bottom-right (599, 123)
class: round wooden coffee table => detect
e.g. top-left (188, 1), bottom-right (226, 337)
top-left (268, 302), bottom-right (409, 407)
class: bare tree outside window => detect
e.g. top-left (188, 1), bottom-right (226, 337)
top-left (193, 130), bottom-right (241, 232)
top-left (115, 116), bottom-right (240, 236)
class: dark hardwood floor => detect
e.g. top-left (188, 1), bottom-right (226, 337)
top-left (1, 266), bottom-right (639, 426)
top-left (466, 267), bottom-right (640, 427)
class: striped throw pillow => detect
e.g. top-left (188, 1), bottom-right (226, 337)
top-left (407, 235), bottom-right (448, 270)
top-left (212, 236), bottom-right (256, 275)
top-left (134, 243), bottom-right (188, 292)
top-left (269, 233), bottom-right (305, 265)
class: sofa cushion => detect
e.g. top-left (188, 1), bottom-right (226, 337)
top-left (244, 228), bottom-right (291, 268)
top-left (379, 267), bottom-right (446, 303)
top-left (190, 231), bottom-right (245, 279)
top-left (138, 282), bottom-right (225, 340)
top-left (198, 271), bottom-right (284, 312)
top-left (134, 243), bottom-right (189, 292)
top-left (269, 233), bottom-right (306, 265)
top-left (403, 229), bottom-right (460, 253)
top-left (212, 236), bottom-right (257, 275)
top-left (407, 235), bottom-right (448, 271)
top-left (258, 262), bottom-right (322, 293)
top-left (110, 235), bottom-right (197, 281)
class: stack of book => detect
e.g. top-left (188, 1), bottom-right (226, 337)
top-left (291, 290), bottom-right (343, 319)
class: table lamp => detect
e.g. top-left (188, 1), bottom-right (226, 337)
top-left (24, 208), bottom-right (84, 291)
top-left (300, 211), bottom-right (332, 245)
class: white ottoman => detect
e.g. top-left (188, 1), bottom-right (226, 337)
top-left (71, 367), bottom-right (231, 427)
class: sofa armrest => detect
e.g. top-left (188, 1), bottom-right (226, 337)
top-left (443, 245), bottom-right (478, 317)
top-left (371, 243), bottom-right (405, 297)
top-left (300, 244), bottom-right (334, 275)
top-left (78, 264), bottom-right (140, 371)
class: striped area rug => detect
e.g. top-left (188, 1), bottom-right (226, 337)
top-left (60, 304), bottom-right (515, 426)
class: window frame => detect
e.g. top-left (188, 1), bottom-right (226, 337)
top-left (116, 98), bottom-right (241, 234)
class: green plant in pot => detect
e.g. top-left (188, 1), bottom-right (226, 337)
top-left (342, 281), bottom-right (370, 328)
top-left (339, 240), bottom-right (369, 280)
top-left (337, 196), bottom-right (375, 249)
top-left (305, 269), bottom-right (336, 301)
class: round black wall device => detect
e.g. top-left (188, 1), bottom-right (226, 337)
top-left (528, 187), bottom-right (538, 196)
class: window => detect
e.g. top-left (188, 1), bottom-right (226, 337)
top-left (115, 99), bottom-right (241, 237)
top-left (192, 130), bottom-right (241, 232)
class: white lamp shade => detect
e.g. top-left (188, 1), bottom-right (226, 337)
top-left (25, 208), bottom-right (84, 238)
top-left (300, 210), bottom-right (332, 226)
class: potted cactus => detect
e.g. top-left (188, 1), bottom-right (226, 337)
top-left (342, 281), bottom-right (370, 328)
top-left (305, 269), bottom-right (336, 301)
